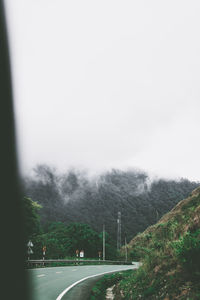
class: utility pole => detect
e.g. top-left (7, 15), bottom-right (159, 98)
top-left (117, 211), bottom-right (121, 250)
top-left (103, 224), bottom-right (105, 260)
top-left (156, 209), bottom-right (159, 221)
top-left (125, 236), bottom-right (128, 262)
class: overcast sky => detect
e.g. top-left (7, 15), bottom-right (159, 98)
top-left (5, 0), bottom-right (200, 181)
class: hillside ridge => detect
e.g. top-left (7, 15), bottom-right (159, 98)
top-left (116, 186), bottom-right (200, 299)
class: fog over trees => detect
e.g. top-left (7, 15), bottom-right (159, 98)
top-left (23, 165), bottom-right (199, 244)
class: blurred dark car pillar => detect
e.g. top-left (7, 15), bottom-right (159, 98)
top-left (0, 1), bottom-right (29, 299)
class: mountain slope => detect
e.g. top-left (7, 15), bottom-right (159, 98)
top-left (116, 186), bottom-right (200, 299)
top-left (23, 166), bottom-right (199, 242)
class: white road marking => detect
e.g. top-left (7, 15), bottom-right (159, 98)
top-left (72, 269), bottom-right (77, 271)
top-left (37, 274), bottom-right (45, 277)
top-left (56, 272), bottom-right (62, 274)
top-left (56, 267), bottom-right (138, 300)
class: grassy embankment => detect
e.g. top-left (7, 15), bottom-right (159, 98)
top-left (91, 187), bottom-right (200, 299)
top-left (90, 271), bottom-right (134, 300)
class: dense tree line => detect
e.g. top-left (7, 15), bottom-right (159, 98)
top-left (23, 197), bottom-right (116, 259)
top-left (23, 165), bottom-right (199, 246)
top-left (31, 222), bottom-right (116, 259)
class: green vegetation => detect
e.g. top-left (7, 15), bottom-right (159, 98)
top-left (22, 196), bottom-right (42, 242)
top-left (22, 165), bottom-right (200, 297)
top-left (112, 187), bottom-right (200, 299)
top-left (23, 164), bottom-right (199, 243)
top-left (172, 229), bottom-right (200, 272)
top-left (31, 222), bottom-right (116, 259)
top-left (90, 271), bottom-right (133, 300)
top-left (23, 198), bottom-right (117, 261)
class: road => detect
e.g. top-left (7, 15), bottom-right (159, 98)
top-left (27, 263), bottom-right (139, 300)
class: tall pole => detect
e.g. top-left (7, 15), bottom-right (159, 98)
top-left (125, 236), bottom-right (128, 262)
top-left (117, 212), bottom-right (121, 250)
top-left (103, 224), bottom-right (105, 260)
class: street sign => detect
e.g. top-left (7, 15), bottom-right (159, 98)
top-left (27, 241), bottom-right (33, 247)
top-left (27, 248), bottom-right (33, 255)
top-left (27, 240), bottom-right (34, 257)
top-left (80, 250), bottom-right (84, 258)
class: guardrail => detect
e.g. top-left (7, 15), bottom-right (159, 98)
top-left (26, 259), bottom-right (133, 268)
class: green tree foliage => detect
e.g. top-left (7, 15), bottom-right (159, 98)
top-left (64, 223), bottom-right (100, 257)
top-left (32, 222), bottom-right (115, 259)
top-left (23, 165), bottom-right (65, 228)
top-left (173, 229), bottom-right (200, 272)
top-left (23, 165), bottom-right (199, 244)
top-left (32, 222), bottom-right (68, 259)
top-left (22, 197), bottom-right (41, 243)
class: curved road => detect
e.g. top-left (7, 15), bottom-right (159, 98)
top-left (27, 264), bottom-right (139, 300)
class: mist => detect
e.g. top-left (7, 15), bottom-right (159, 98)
top-left (4, 0), bottom-right (200, 182)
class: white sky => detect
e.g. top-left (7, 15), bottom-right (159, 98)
top-left (5, 0), bottom-right (200, 181)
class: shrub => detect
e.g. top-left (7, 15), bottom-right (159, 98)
top-left (172, 229), bottom-right (200, 272)
top-left (129, 246), bottom-right (152, 261)
top-left (130, 249), bottom-right (141, 260)
top-left (90, 272), bottom-right (131, 300)
top-left (181, 195), bottom-right (200, 211)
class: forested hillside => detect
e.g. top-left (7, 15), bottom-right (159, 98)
top-left (114, 186), bottom-right (200, 299)
top-left (23, 165), bottom-right (199, 243)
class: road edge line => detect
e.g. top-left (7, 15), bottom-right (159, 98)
top-left (56, 266), bottom-right (136, 300)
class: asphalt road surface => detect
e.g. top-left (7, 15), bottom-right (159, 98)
top-left (27, 263), bottom-right (139, 300)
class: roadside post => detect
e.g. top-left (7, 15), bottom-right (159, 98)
top-left (125, 237), bottom-right (128, 262)
top-left (27, 240), bottom-right (33, 261)
top-left (98, 251), bottom-right (101, 261)
top-left (27, 241), bottom-right (33, 268)
top-left (42, 246), bottom-right (46, 266)
top-left (76, 249), bottom-right (79, 264)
